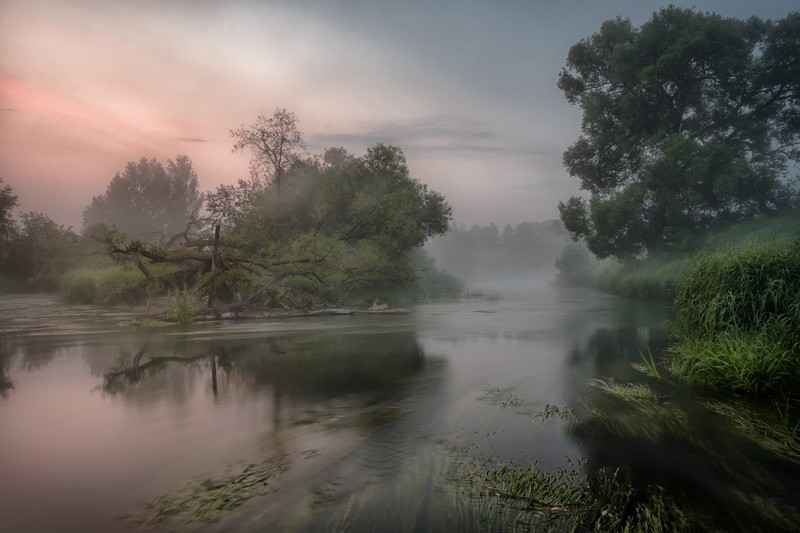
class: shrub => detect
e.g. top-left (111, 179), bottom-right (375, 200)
top-left (164, 287), bottom-right (197, 325)
top-left (555, 243), bottom-right (596, 286)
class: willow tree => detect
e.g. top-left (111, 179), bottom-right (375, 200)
top-left (558, 7), bottom-right (800, 260)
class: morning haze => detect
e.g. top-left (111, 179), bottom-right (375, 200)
top-left (1, 1), bottom-right (799, 532)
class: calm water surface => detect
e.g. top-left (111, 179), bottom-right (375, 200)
top-left (1, 289), bottom-right (798, 532)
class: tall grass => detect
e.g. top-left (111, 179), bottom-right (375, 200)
top-left (669, 240), bottom-right (800, 394)
top-left (60, 265), bottom-right (147, 304)
top-left (594, 211), bottom-right (800, 300)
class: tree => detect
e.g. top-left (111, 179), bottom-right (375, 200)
top-left (82, 155), bottom-right (202, 242)
top-left (8, 212), bottom-right (78, 289)
top-left (230, 108), bottom-right (307, 195)
top-left (0, 178), bottom-right (18, 239)
top-left (0, 178), bottom-right (19, 270)
top-left (557, 8), bottom-right (800, 260)
top-left (117, 141), bottom-right (452, 311)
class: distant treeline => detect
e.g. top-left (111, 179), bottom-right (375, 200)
top-left (426, 220), bottom-right (571, 284)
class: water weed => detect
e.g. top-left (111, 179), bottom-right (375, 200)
top-left (140, 456), bottom-right (290, 524)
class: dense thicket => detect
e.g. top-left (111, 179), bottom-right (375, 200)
top-left (98, 124), bottom-right (453, 310)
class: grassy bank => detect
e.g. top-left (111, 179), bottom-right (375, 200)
top-left (669, 239), bottom-right (800, 394)
top-left (593, 212), bottom-right (800, 300)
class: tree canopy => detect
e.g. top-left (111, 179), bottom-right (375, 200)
top-left (83, 155), bottom-right (202, 242)
top-left (103, 114), bottom-right (452, 311)
top-left (558, 7), bottom-right (800, 260)
top-left (196, 142), bottom-right (452, 305)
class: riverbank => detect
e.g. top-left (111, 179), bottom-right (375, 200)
top-left (592, 212), bottom-right (800, 301)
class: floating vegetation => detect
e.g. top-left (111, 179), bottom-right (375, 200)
top-left (533, 404), bottom-right (577, 423)
top-left (588, 379), bottom-right (661, 402)
top-left (632, 347), bottom-right (662, 379)
top-left (458, 458), bottom-right (691, 532)
top-left (140, 455), bottom-right (291, 525)
top-left (473, 387), bottom-right (523, 407)
top-left (705, 399), bottom-right (800, 461)
top-left (582, 380), bottom-right (689, 442)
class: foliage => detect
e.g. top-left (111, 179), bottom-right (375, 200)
top-left (6, 212), bottom-right (79, 290)
top-left (199, 142), bottom-right (452, 308)
top-left (469, 459), bottom-right (690, 532)
top-left (670, 240), bottom-right (800, 393)
top-left (141, 456), bottom-right (290, 524)
top-left (0, 177), bottom-right (19, 272)
top-left (59, 265), bottom-right (147, 305)
top-left (593, 211), bottom-right (800, 300)
top-left (594, 255), bottom-right (694, 300)
top-left (82, 155), bottom-right (202, 242)
top-left (164, 286), bottom-right (199, 325)
top-left (558, 7), bottom-right (800, 260)
top-left (554, 242), bottom-right (596, 286)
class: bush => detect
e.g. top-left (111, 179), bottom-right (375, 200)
top-left (164, 287), bottom-right (198, 325)
top-left (555, 243), bottom-right (596, 286)
top-left (670, 240), bottom-right (800, 394)
top-left (60, 271), bottom-right (98, 304)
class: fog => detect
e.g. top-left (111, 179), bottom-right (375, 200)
top-left (425, 220), bottom-right (572, 295)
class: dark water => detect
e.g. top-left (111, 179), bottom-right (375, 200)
top-left (1, 289), bottom-right (798, 532)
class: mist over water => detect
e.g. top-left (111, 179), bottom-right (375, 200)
top-left (0, 290), bottom-right (646, 531)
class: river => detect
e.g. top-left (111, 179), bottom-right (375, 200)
top-left (1, 288), bottom-right (798, 532)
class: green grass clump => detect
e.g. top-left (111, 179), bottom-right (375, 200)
top-left (164, 286), bottom-right (198, 325)
top-left (141, 456), bottom-right (290, 525)
top-left (593, 211), bottom-right (800, 300)
top-left (59, 265), bottom-right (146, 304)
top-left (594, 256), bottom-right (693, 300)
top-left (470, 460), bottom-right (690, 532)
top-left (670, 240), bottom-right (800, 394)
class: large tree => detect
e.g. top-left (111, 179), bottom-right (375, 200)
top-left (83, 155), bottom-right (202, 242)
top-left (557, 7), bottom-right (800, 260)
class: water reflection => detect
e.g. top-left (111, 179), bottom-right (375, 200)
top-left (566, 321), bottom-right (800, 531)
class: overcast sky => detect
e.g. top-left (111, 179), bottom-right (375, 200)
top-left (1, 0), bottom-right (797, 229)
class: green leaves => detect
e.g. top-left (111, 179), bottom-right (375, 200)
top-left (559, 7), bottom-right (800, 259)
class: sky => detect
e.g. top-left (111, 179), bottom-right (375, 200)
top-left (1, 0), bottom-right (797, 230)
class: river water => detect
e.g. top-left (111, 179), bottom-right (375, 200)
top-left (1, 289), bottom-right (798, 532)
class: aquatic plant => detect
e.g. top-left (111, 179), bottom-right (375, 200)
top-left (582, 380), bottom-right (689, 442)
top-left (140, 455), bottom-right (290, 524)
top-left (533, 404), bottom-right (577, 423)
top-left (463, 458), bottom-right (690, 532)
top-left (634, 346), bottom-right (662, 379)
top-left (705, 399), bottom-right (800, 461)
